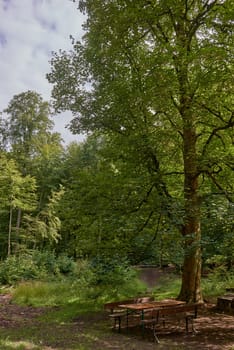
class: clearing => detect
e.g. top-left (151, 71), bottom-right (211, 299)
top-left (0, 293), bottom-right (233, 350)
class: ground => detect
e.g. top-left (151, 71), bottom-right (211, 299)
top-left (0, 292), bottom-right (233, 350)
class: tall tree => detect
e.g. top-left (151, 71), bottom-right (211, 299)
top-left (1, 91), bottom-right (64, 233)
top-left (2, 90), bottom-right (58, 171)
top-left (48, 0), bottom-right (234, 302)
top-left (30, 132), bottom-right (65, 210)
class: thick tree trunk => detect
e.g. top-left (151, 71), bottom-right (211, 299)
top-left (179, 239), bottom-right (202, 302)
top-left (175, 17), bottom-right (203, 300)
top-left (178, 208), bottom-right (202, 302)
top-left (178, 126), bottom-right (203, 302)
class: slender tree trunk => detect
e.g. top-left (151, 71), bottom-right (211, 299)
top-left (15, 208), bottom-right (22, 252)
top-left (8, 205), bottom-right (13, 256)
top-left (16, 208), bottom-right (21, 233)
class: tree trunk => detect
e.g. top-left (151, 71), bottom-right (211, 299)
top-left (8, 206), bottom-right (13, 256)
top-left (16, 208), bottom-right (21, 234)
top-left (175, 17), bottom-right (203, 301)
top-left (178, 126), bottom-right (203, 302)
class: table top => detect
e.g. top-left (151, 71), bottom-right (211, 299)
top-left (118, 299), bottom-right (185, 311)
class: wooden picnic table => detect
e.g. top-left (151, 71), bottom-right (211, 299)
top-left (118, 299), bottom-right (201, 343)
top-left (118, 299), bottom-right (185, 321)
top-left (118, 299), bottom-right (185, 333)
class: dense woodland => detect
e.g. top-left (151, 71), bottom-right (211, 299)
top-left (0, 0), bottom-right (233, 303)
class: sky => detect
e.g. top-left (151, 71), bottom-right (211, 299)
top-left (0, 0), bottom-right (86, 144)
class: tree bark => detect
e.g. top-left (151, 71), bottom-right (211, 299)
top-left (174, 14), bottom-right (203, 302)
top-left (178, 126), bottom-right (203, 302)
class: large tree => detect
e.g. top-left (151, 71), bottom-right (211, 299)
top-left (0, 91), bottom-right (65, 252)
top-left (48, 0), bottom-right (234, 302)
top-left (1, 91), bottom-right (64, 223)
top-left (1, 91), bottom-right (59, 172)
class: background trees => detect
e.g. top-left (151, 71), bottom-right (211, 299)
top-left (48, 0), bottom-right (234, 301)
top-left (0, 154), bottom-right (37, 256)
top-left (0, 91), bottom-right (65, 257)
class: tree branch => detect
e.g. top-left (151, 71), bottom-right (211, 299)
top-left (202, 113), bottom-right (234, 156)
top-left (205, 171), bottom-right (234, 203)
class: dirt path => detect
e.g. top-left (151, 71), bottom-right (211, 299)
top-left (0, 294), bottom-right (233, 350)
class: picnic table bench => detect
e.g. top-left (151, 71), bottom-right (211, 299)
top-left (141, 302), bottom-right (203, 343)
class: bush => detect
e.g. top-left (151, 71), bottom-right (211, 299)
top-left (0, 251), bottom-right (79, 285)
top-left (0, 255), bottom-right (44, 285)
top-left (56, 254), bottom-right (77, 274)
top-left (202, 267), bottom-right (234, 298)
top-left (90, 255), bottom-right (135, 284)
top-left (89, 255), bottom-right (147, 299)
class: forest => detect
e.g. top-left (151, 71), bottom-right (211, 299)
top-left (0, 0), bottom-right (233, 307)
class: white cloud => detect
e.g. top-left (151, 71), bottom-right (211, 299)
top-left (0, 0), bottom-right (86, 144)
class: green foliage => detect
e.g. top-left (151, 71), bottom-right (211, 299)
top-left (202, 199), bottom-right (234, 269)
top-left (0, 153), bottom-right (38, 256)
top-left (56, 254), bottom-right (76, 274)
top-left (13, 265), bottom-right (233, 310)
top-left (0, 255), bottom-right (43, 285)
top-left (2, 90), bottom-right (55, 162)
top-left (0, 251), bottom-right (78, 285)
top-left (48, 0), bottom-right (234, 302)
top-left (90, 256), bottom-right (134, 285)
top-left (0, 91), bottom-right (65, 258)
top-left (88, 256), bottom-right (146, 300)
top-left (11, 259), bottom-right (146, 308)
top-left (202, 268), bottom-right (234, 298)
top-left (23, 186), bottom-right (65, 248)
top-left (0, 155), bottom-right (37, 212)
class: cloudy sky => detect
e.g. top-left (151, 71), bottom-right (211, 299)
top-left (0, 0), bottom-right (86, 144)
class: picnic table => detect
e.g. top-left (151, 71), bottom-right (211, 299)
top-left (118, 299), bottom-right (202, 343)
top-left (118, 298), bottom-right (185, 320)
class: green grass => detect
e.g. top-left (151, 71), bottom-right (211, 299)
top-left (0, 339), bottom-right (42, 350)
top-left (11, 274), bottom-right (147, 308)
top-left (151, 269), bottom-right (234, 301)
top-left (202, 271), bottom-right (234, 299)
top-left (11, 269), bottom-right (234, 311)
top-left (151, 274), bottom-right (182, 299)
top-left (11, 279), bottom-right (83, 306)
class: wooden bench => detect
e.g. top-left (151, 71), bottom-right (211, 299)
top-left (104, 296), bottom-right (154, 332)
top-left (141, 303), bottom-right (203, 343)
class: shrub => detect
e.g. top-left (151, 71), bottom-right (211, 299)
top-left (202, 267), bottom-right (234, 298)
top-left (89, 255), bottom-right (147, 299)
top-left (0, 251), bottom-right (79, 285)
top-left (56, 254), bottom-right (77, 274)
top-left (0, 255), bottom-right (43, 285)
